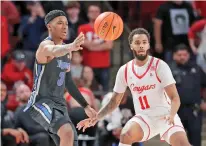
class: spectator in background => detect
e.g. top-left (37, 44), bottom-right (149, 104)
top-left (65, 1), bottom-right (86, 38)
top-left (1, 16), bottom-right (10, 67)
top-left (81, 66), bottom-right (102, 93)
top-left (18, 1), bottom-right (46, 69)
top-left (40, 1), bottom-right (65, 14)
top-left (1, 1), bottom-right (20, 35)
top-left (1, 81), bottom-right (29, 146)
top-left (71, 51), bottom-right (84, 79)
top-left (4, 81), bottom-right (23, 112)
top-left (1, 50), bottom-right (33, 91)
top-left (188, 19), bottom-right (206, 73)
top-left (169, 44), bottom-right (206, 146)
top-left (14, 83), bottom-right (51, 146)
top-left (194, 1), bottom-right (206, 18)
top-left (78, 4), bottom-right (113, 92)
top-left (154, 0), bottom-right (195, 62)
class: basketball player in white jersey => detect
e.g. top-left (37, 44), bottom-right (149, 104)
top-left (77, 28), bottom-right (191, 146)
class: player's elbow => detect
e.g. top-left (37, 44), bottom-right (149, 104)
top-left (171, 96), bottom-right (181, 105)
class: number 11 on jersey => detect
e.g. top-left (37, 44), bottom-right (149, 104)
top-left (139, 95), bottom-right (150, 110)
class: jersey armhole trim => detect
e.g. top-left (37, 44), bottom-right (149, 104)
top-left (155, 59), bottom-right (161, 83)
top-left (124, 63), bottom-right (128, 85)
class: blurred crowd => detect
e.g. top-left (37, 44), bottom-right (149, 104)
top-left (1, 1), bottom-right (206, 146)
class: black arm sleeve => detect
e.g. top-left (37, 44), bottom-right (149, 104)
top-left (65, 71), bottom-right (88, 108)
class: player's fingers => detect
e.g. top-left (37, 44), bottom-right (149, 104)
top-left (76, 122), bottom-right (83, 129)
top-left (83, 125), bottom-right (89, 132)
top-left (91, 120), bottom-right (97, 127)
top-left (77, 125), bottom-right (83, 131)
top-left (75, 37), bottom-right (84, 46)
top-left (76, 32), bottom-right (84, 41)
top-left (77, 121), bottom-right (84, 128)
top-left (75, 47), bottom-right (83, 51)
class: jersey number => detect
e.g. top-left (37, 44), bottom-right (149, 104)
top-left (138, 95), bottom-right (150, 110)
top-left (57, 72), bottom-right (65, 86)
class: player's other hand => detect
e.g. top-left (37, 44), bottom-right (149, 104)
top-left (71, 32), bottom-right (84, 51)
top-left (84, 105), bottom-right (97, 119)
top-left (76, 118), bottom-right (98, 132)
top-left (164, 115), bottom-right (174, 125)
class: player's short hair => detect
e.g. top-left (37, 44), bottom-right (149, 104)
top-left (44, 10), bottom-right (66, 25)
top-left (128, 28), bottom-right (150, 44)
top-left (174, 44), bottom-right (189, 53)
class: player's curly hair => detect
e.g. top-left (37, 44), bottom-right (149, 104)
top-left (128, 28), bottom-right (150, 44)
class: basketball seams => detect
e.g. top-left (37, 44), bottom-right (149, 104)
top-left (104, 13), bottom-right (115, 40)
top-left (96, 12), bottom-right (112, 35)
top-left (116, 14), bottom-right (121, 39)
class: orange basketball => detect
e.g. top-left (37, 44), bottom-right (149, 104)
top-left (94, 12), bottom-right (123, 41)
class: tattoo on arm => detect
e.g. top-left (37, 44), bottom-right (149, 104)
top-left (98, 92), bottom-right (124, 119)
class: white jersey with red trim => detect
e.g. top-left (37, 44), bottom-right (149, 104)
top-left (113, 56), bottom-right (176, 117)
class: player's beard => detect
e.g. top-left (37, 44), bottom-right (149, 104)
top-left (133, 50), bottom-right (148, 61)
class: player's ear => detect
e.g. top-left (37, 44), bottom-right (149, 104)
top-left (47, 24), bottom-right (51, 31)
top-left (130, 44), bottom-right (133, 50)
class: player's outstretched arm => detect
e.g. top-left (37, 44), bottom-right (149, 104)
top-left (165, 84), bottom-right (180, 117)
top-left (77, 65), bottom-right (127, 131)
top-left (36, 32), bottom-right (84, 63)
top-left (76, 92), bottom-right (124, 132)
top-left (97, 92), bottom-right (124, 120)
top-left (157, 60), bottom-right (181, 125)
top-left (65, 71), bottom-right (97, 118)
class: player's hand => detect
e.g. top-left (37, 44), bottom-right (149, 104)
top-left (71, 32), bottom-right (85, 51)
top-left (164, 115), bottom-right (174, 125)
top-left (155, 43), bottom-right (163, 53)
top-left (76, 118), bottom-right (98, 132)
top-left (84, 105), bottom-right (97, 119)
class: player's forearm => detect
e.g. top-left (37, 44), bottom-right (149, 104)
top-left (65, 72), bottom-right (88, 108)
top-left (45, 43), bottom-right (74, 57)
top-left (97, 92), bottom-right (124, 120)
top-left (170, 96), bottom-right (180, 117)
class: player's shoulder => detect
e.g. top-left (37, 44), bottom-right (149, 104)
top-left (39, 39), bottom-right (54, 48)
top-left (118, 60), bottom-right (133, 72)
top-left (153, 56), bottom-right (170, 70)
top-left (153, 56), bottom-right (167, 65)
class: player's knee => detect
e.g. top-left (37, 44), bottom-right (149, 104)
top-left (58, 123), bottom-right (74, 139)
top-left (179, 140), bottom-right (191, 146)
top-left (120, 130), bottom-right (133, 143)
top-left (171, 136), bottom-right (191, 146)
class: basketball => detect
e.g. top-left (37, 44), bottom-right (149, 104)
top-left (94, 12), bottom-right (123, 41)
